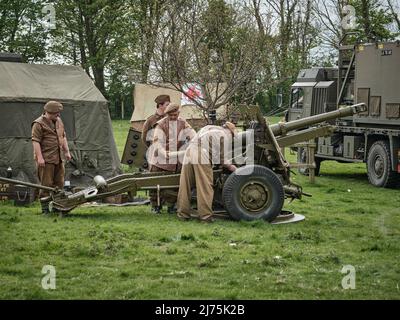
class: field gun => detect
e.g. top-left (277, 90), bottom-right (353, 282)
top-left (0, 103), bottom-right (366, 222)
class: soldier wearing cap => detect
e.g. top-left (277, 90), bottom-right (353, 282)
top-left (141, 94), bottom-right (170, 147)
top-left (141, 94), bottom-right (170, 214)
top-left (32, 101), bottom-right (71, 215)
top-left (176, 122), bottom-right (237, 223)
top-left (149, 103), bottom-right (196, 214)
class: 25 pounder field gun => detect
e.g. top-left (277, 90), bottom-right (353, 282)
top-left (0, 103), bottom-right (366, 222)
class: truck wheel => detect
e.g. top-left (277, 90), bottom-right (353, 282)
top-left (367, 141), bottom-right (399, 188)
top-left (222, 165), bottom-right (284, 222)
top-left (297, 147), bottom-right (321, 176)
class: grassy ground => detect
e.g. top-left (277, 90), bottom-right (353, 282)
top-left (0, 119), bottom-right (399, 299)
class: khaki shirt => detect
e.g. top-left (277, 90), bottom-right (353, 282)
top-left (32, 116), bottom-right (66, 164)
top-left (151, 117), bottom-right (196, 171)
top-left (184, 125), bottom-right (233, 166)
top-left (142, 113), bottom-right (164, 147)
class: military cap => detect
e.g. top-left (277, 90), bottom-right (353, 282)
top-left (223, 121), bottom-right (237, 134)
top-left (44, 101), bottom-right (63, 113)
top-left (165, 103), bottom-right (180, 114)
top-left (154, 94), bottom-right (171, 105)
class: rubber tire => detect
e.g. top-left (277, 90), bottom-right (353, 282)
top-left (367, 140), bottom-right (399, 188)
top-left (297, 147), bottom-right (321, 176)
top-left (222, 165), bottom-right (284, 222)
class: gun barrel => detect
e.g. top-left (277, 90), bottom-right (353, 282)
top-left (0, 176), bottom-right (56, 192)
top-left (270, 103), bottom-right (366, 136)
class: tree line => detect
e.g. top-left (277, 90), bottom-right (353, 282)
top-left (0, 0), bottom-right (399, 118)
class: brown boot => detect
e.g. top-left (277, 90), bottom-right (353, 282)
top-left (151, 206), bottom-right (162, 214)
top-left (199, 215), bottom-right (215, 223)
top-left (40, 199), bottom-right (50, 215)
top-left (177, 212), bottom-right (191, 221)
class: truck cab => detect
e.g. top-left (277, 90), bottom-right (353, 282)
top-left (287, 67), bottom-right (337, 122)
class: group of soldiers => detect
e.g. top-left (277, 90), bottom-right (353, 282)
top-left (32, 96), bottom-right (237, 223)
top-left (142, 94), bottom-right (237, 222)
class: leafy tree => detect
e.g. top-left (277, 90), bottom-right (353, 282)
top-left (249, 0), bottom-right (319, 111)
top-left (0, 0), bottom-right (49, 62)
top-left (150, 0), bottom-right (266, 114)
top-left (349, 0), bottom-right (396, 42)
top-left (385, 0), bottom-right (400, 34)
top-left (128, 0), bottom-right (168, 83)
top-left (48, 0), bottom-right (136, 97)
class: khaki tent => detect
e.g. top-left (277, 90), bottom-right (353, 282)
top-left (0, 61), bottom-right (121, 186)
top-left (130, 83), bottom-right (229, 131)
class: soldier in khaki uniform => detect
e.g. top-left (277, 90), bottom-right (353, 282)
top-left (149, 103), bottom-right (196, 213)
top-left (31, 101), bottom-right (71, 214)
top-left (177, 122), bottom-right (237, 223)
top-left (141, 94), bottom-right (170, 147)
top-left (141, 94), bottom-right (170, 213)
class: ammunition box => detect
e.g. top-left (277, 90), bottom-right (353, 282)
top-left (0, 182), bottom-right (35, 206)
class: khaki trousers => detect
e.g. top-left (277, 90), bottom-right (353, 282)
top-left (37, 162), bottom-right (65, 198)
top-left (149, 165), bottom-right (177, 207)
top-left (177, 161), bottom-right (214, 220)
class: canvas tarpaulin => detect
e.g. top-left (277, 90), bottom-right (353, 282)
top-left (0, 61), bottom-right (121, 186)
top-left (0, 62), bottom-right (105, 102)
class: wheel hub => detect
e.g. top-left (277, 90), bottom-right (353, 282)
top-left (240, 182), bottom-right (270, 212)
top-left (373, 155), bottom-right (384, 178)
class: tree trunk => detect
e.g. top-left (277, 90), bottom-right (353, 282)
top-left (139, 0), bottom-right (163, 83)
top-left (71, 31), bottom-right (77, 65)
top-left (93, 65), bottom-right (106, 97)
top-left (78, 4), bottom-right (90, 76)
top-left (82, 1), bottom-right (106, 96)
top-left (253, 0), bottom-right (265, 37)
top-left (9, 7), bottom-right (21, 49)
top-left (387, 0), bottom-right (400, 31)
top-left (301, 0), bottom-right (312, 66)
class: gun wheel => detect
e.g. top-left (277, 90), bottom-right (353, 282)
top-left (222, 165), bottom-right (284, 222)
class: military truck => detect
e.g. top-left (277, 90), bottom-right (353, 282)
top-left (286, 41), bottom-right (400, 188)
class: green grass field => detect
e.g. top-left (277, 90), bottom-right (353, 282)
top-left (0, 119), bottom-right (399, 299)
